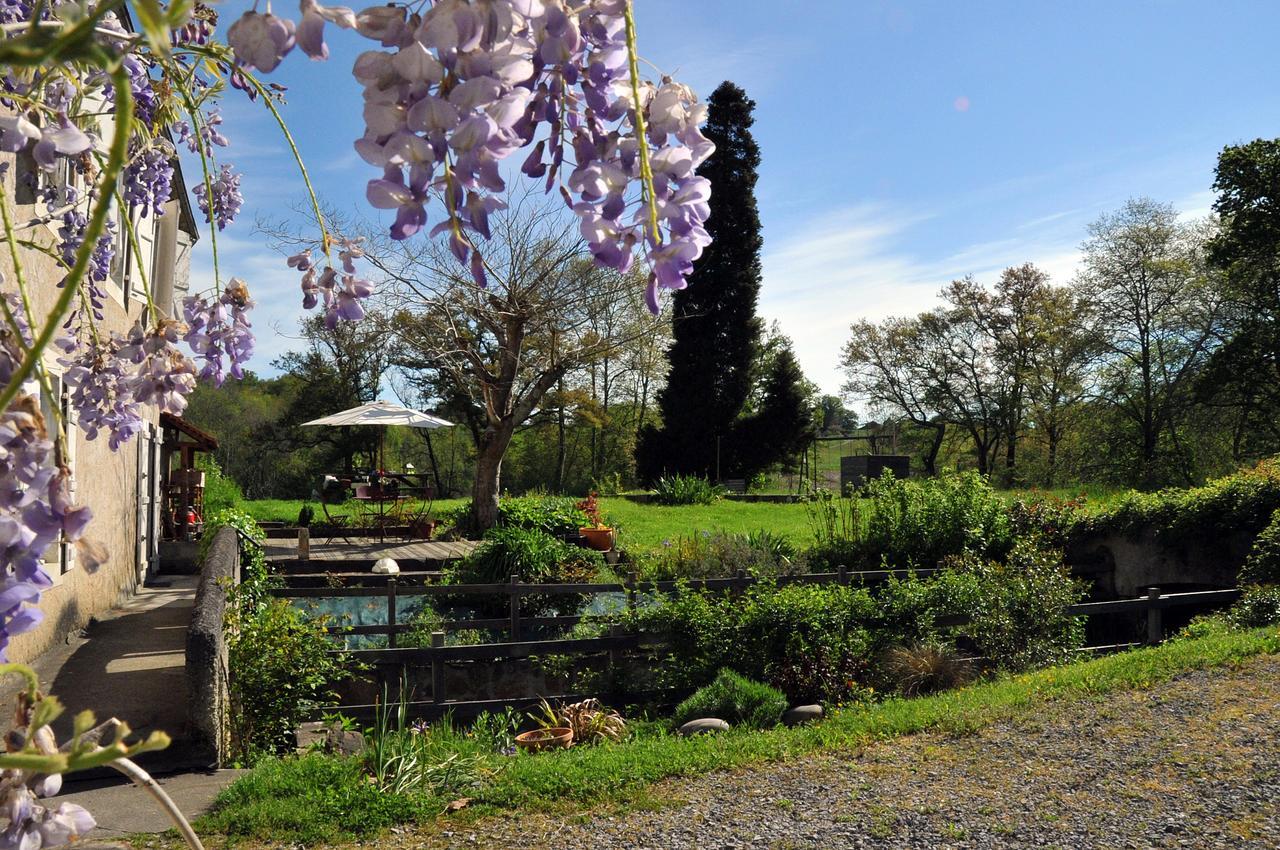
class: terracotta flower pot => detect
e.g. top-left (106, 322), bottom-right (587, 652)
top-left (515, 727), bottom-right (573, 752)
top-left (579, 526), bottom-right (614, 551)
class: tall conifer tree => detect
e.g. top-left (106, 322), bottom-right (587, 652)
top-left (637, 81), bottom-right (764, 480)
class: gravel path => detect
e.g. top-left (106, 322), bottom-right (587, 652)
top-left (409, 655), bottom-right (1280, 850)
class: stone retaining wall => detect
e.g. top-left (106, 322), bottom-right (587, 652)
top-left (184, 527), bottom-right (237, 767)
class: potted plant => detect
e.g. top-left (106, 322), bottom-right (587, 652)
top-left (409, 515), bottom-right (438, 540)
top-left (575, 492), bottom-right (614, 551)
top-left (514, 726), bottom-right (573, 752)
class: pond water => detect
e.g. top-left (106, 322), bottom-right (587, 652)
top-left (292, 590), bottom-right (633, 649)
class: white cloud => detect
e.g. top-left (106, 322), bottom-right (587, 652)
top-left (760, 203), bottom-right (1091, 395)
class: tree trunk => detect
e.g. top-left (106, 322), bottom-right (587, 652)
top-left (471, 425), bottom-right (515, 531)
top-left (923, 424), bottom-right (945, 476)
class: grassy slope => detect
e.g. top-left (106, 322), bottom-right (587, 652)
top-left (198, 626), bottom-right (1280, 844)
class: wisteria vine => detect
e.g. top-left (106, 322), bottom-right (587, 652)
top-left (0, 1), bottom-right (709, 843)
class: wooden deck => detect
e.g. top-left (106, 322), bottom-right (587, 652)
top-left (263, 537), bottom-right (479, 564)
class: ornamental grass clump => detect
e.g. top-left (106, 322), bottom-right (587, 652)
top-left (671, 669), bottom-right (788, 730)
top-left (652, 475), bottom-right (726, 506)
top-left (880, 643), bottom-right (976, 697)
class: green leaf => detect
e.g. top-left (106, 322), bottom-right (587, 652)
top-left (132, 0), bottom-right (171, 57)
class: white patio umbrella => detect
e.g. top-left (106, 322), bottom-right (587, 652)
top-left (303, 400), bottom-right (453, 541)
top-left (302, 399), bottom-right (453, 430)
top-left (303, 399), bottom-right (452, 468)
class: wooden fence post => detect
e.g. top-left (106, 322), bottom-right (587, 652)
top-left (734, 568), bottom-right (748, 595)
top-left (509, 574), bottom-right (521, 641)
top-left (626, 571), bottom-right (637, 614)
top-left (837, 564), bottom-right (848, 586)
top-left (607, 623), bottom-right (621, 673)
top-left (387, 576), bottom-right (398, 648)
top-left (431, 631), bottom-right (446, 704)
top-left (298, 527), bottom-right (309, 561)
top-left (1146, 586), bottom-right (1162, 645)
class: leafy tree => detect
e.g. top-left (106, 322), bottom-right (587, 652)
top-left (842, 316), bottom-right (947, 475)
top-left (1077, 199), bottom-right (1224, 486)
top-left (637, 81), bottom-right (764, 482)
top-left (736, 346), bottom-right (815, 478)
top-left (378, 195), bottom-right (656, 529)
top-left (1199, 139), bottom-right (1280, 458)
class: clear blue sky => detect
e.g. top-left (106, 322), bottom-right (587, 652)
top-left (193, 0), bottom-right (1280, 394)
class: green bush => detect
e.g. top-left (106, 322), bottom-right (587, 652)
top-left (1079, 457), bottom-right (1280, 546)
top-left (628, 542), bottom-right (1084, 703)
top-left (456, 526), bottom-right (602, 585)
top-left (806, 471), bottom-right (1012, 571)
top-left (952, 540), bottom-right (1088, 671)
top-left (1241, 506), bottom-right (1280, 585)
top-left (1228, 585), bottom-right (1280, 629)
top-left (671, 669), bottom-right (787, 729)
top-left (198, 454), bottom-right (244, 515)
top-left (445, 495), bottom-right (592, 538)
top-left (652, 475), bottom-right (726, 506)
top-left (636, 530), bottom-right (806, 581)
top-left (449, 526), bottom-right (604, 617)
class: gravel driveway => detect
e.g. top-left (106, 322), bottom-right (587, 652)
top-left (405, 655), bottom-right (1280, 850)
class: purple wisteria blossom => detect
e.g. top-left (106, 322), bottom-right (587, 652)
top-left (183, 279), bottom-right (256, 386)
top-left (123, 143), bottom-right (174, 218)
top-left (0, 296), bottom-right (92, 662)
top-left (227, 10), bottom-right (297, 73)
top-left (192, 164), bottom-right (243, 231)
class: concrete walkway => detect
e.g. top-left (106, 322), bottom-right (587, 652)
top-left (0, 575), bottom-right (246, 834)
top-left (55, 768), bottom-right (247, 837)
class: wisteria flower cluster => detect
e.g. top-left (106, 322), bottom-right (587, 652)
top-left (183, 279), bottom-right (256, 385)
top-left (225, 0), bottom-right (713, 313)
top-left (192, 164), bottom-right (244, 232)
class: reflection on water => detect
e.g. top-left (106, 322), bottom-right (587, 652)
top-left (292, 590), bottom-right (636, 649)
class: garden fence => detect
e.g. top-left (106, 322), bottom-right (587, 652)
top-left (267, 568), bottom-right (1243, 721)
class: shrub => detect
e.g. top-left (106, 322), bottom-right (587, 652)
top-left (1079, 457), bottom-right (1280, 547)
top-left (456, 526), bottom-right (603, 585)
top-left (226, 597), bottom-right (348, 761)
top-left (880, 643), bottom-right (975, 696)
top-left (498, 495), bottom-right (591, 535)
top-left (652, 474), bottom-right (726, 506)
top-left (449, 526), bottom-right (604, 617)
top-left (636, 530), bottom-right (806, 581)
top-left (1228, 585), bottom-right (1280, 629)
top-left (628, 582), bottom-right (880, 703)
top-left (1241, 507), bottom-right (1280, 585)
top-left (671, 669), bottom-right (787, 729)
top-left (198, 454), bottom-right (244, 515)
top-left (805, 471), bottom-right (1012, 571)
top-left (952, 540), bottom-right (1087, 671)
top-left (628, 541), bottom-right (1083, 702)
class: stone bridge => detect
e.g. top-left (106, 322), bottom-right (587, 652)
top-left (1065, 525), bottom-right (1252, 598)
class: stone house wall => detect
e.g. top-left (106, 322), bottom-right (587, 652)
top-left (0, 137), bottom-right (199, 662)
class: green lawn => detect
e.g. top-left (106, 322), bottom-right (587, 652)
top-left (198, 625), bottom-right (1280, 845)
top-left (237, 484), bottom-right (1123, 554)
top-left (238, 497), bottom-right (470, 525)
top-left (600, 498), bottom-right (816, 551)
